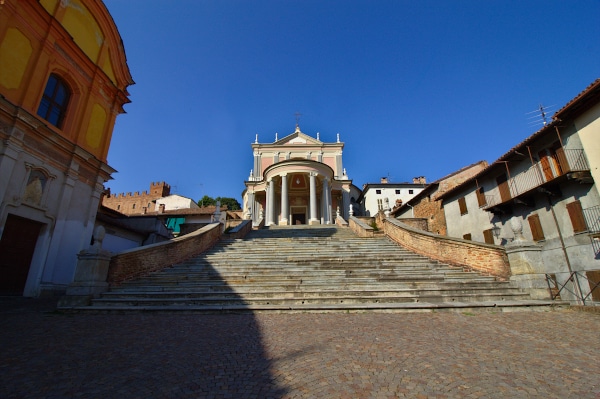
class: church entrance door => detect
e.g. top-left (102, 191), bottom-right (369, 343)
top-left (291, 206), bottom-right (307, 225)
top-left (0, 214), bottom-right (43, 295)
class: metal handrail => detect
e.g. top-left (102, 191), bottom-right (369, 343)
top-left (546, 271), bottom-right (599, 305)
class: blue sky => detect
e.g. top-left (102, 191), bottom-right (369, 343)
top-left (103, 0), bottom-right (599, 203)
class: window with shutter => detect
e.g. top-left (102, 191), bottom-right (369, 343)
top-left (476, 187), bottom-right (487, 207)
top-left (527, 214), bottom-right (545, 241)
top-left (483, 229), bottom-right (494, 244)
top-left (566, 200), bottom-right (587, 233)
top-left (458, 197), bottom-right (468, 215)
top-left (463, 233), bottom-right (472, 240)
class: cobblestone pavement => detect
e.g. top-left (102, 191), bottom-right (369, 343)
top-left (1, 298), bottom-right (599, 399)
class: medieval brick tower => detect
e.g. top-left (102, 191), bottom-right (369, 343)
top-left (103, 182), bottom-right (171, 215)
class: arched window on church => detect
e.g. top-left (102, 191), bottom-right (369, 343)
top-left (37, 74), bottom-right (71, 128)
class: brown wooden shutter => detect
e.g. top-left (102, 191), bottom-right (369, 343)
top-left (483, 228), bottom-right (494, 244)
top-left (555, 147), bottom-right (570, 173)
top-left (458, 197), bottom-right (468, 215)
top-left (586, 271), bottom-right (600, 301)
top-left (476, 187), bottom-right (487, 207)
top-left (496, 174), bottom-right (512, 202)
top-left (462, 233), bottom-right (472, 240)
top-left (566, 200), bottom-right (587, 233)
top-left (527, 214), bottom-right (545, 241)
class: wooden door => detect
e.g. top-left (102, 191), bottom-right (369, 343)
top-left (0, 215), bottom-right (43, 295)
top-left (538, 150), bottom-right (554, 181)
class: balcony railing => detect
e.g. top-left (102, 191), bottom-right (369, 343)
top-left (583, 205), bottom-right (600, 234)
top-left (557, 148), bottom-right (590, 173)
top-left (483, 148), bottom-right (589, 209)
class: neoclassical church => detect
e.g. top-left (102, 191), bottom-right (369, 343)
top-left (242, 125), bottom-right (362, 227)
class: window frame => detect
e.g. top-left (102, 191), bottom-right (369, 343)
top-left (458, 197), bottom-right (468, 215)
top-left (476, 187), bottom-right (487, 207)
top-left (37, 74), bottom-right (71, 128)
top-left (483, 229), bottom-right (495, 244)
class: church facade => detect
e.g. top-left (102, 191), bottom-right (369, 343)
top-left (0, 0), bottom-right (132, 296)
top-left (242, 125), bottom-right (361, 227)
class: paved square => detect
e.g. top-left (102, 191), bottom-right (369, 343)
top-left (1, 299), bottom-right (598, 398)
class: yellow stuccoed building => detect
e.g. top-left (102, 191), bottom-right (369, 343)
top-left (0, 0), bottom-right (133, 296)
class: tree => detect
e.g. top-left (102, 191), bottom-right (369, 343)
top-left (197, 195), bottom-right (216, 207)
top-left (216, 197), bottom-right (241, 211)
top-left (197, 195), bottom-right (241, 210)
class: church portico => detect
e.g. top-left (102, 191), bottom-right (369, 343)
top-left (243, 125), bottom-right (360, 227)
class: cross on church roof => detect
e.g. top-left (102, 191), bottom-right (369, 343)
top-left (294, 112), bottom-right (302, 128)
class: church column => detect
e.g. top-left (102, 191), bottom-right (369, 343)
top-left (246, 191), bottom-right (255, 223)
top-left (280, 174), bottom-right (289, 225)
top-left (267, 179), bottom-right (276, 226)
top-left (342, 187), bottom-right (350, 220)
top-left (321, 177), bottom-right (329, 224)
top-left (323, 178), bottom-right (332, 224)
top-left (253, 151), bottom-right (261, 179)
top-left (264, 182), bottom-right (270, 225)
top-left (309, 172), bottom-right (319, 225)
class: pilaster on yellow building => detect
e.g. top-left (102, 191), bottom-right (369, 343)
top-left (0, 0), bottom-right (133, 296)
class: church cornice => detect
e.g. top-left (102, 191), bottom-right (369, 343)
top-left (251, 125), bottom-right (344, 150)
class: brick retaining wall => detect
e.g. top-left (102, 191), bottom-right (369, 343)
top-left (108, 223), bottom-right (222, 284)
top-left (384, 218), bottom-right (511, 280)
top-left (349, 216), bottom-right (374, 238)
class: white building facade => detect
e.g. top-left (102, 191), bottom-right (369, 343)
top-left (155, 195), bottom-right (200, 212)
top-left (242, 125), bottom-right (361, 226)
top-left (359, 179), bottom-right (426, 217)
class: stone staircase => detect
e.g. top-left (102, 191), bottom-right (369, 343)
top-left (83, 225), bottom-right (558, 313)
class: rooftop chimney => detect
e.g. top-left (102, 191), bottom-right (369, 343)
top-left (380, 177), bottom-right (388, 184)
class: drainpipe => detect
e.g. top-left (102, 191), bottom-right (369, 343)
top-left (544, 192), bottom-right (584, 304)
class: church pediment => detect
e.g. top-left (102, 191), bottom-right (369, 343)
top-left (275, 126), bottom-right (321, 146)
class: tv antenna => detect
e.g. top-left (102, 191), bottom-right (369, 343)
top-left (526, 104), bottom-right (554, 128)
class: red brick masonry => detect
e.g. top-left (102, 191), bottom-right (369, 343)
top-left (108, 223), bottom-right (222, 284)
top-left (384, 218), bottom-right (511, 280)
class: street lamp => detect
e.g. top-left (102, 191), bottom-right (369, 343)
top-left (492, 224), bottom-right (502, 239)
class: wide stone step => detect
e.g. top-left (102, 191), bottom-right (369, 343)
top-left (78, 300), bottom-right (563, 314)
top-left (101, 286), bottom-right (529, 299)
top-left (119, 272), bottom-right (497, 285)
top-left (92, 292), bottom-right (532, 307)
top-left (113, 279), bottom-right (512, 293)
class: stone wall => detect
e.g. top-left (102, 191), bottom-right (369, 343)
top-left (108, 223), bottom-right (221, 284)
top-left (349, 216), bottom-right (374, 238)
top-left (224, 220), bottom-right (253, 240)
top-left (411, 197), bottom-right (447, 235)
top-left (384, 218), bottom-right (511, 280)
